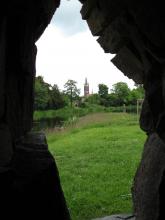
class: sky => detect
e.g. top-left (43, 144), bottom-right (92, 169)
top-left (36, 0), bottom-right (134, 95)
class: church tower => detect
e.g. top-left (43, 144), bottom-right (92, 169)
top-left (84, 78), bottom-right (89, 97)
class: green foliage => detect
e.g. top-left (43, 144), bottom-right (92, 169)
top-left (106, 93), bottom-right (118, 107)
top-left (85, 94), bottom-right (100, 105)
top-left (34, 76), bottom-right (66, 110)
top-left (48, 113), bottom-right (146, 220)
top-left (98, 84), bottom-right (109, 99)
top-left (34, 103), bottom-right (141, 124)
top-left (111, 82), bottom-right (131, 106)
top-left (34, 76), bottom-right (50, 110)
top-left (34, 76), bottom-right (145, 113)
top-left (106, 105), bottom-right (138, 113)
top-left (64, 80), bottom-right (80, 107)
top-left (98, 84), bottom-right (109, 107)
top-left (48, 84), bottom-right (66, 109)
top-left (34, 105), bottom-right (106, 122)
top-left (128, 86), bottom-right (144, 105)
top-left (99, 82), bottom-right (144, 107)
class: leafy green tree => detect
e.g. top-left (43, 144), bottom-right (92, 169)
top-left (48, 84), bottom-right (66, 109)
top-left (98, 84), bottom-right (109, 99)
top-left (128, 86), bottom-right (144, 105)
top-left (64, 80), bottom-right (80, 107)
top-left (85, 94), bottom-right (100, 105)
top-left (34, 76), bottom-right (50, 110)
top-left (106, 93), bottom-right (119, 106)
top-left (98, 84), bottom-right (109, 106)
top-left (134, 84), bottom-right (144, 97)
top-left (111, 82), bottom-right (130, 105)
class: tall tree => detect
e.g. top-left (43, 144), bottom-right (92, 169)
top-left (98, 84), bottom-right (109, 106)
top-left (64, 80), bottom-right (80, 107)
top-left (98, 84), bottom-right (109, 98)
top-left (34, 76), bottom-right (50, 110)
top-left (111, 82), bottom-right (130, 105)
top-left (128, 85), bottom-right (144, 105)
top-left (48, 84), bottom-right (66, 109)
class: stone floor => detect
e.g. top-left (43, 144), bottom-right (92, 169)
top-left (92, 214), bottom-right (135, 220)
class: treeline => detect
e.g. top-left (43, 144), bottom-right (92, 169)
top-left (34, 76), bottom-right (66, 110)
top-left (34, 76), bottom-right (80, 110)
top-left (88, 82), bottom-right (144, 107)
top-left (34, 76), bottom-right (144, 110)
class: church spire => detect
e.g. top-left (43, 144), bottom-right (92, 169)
top-left (85, 77), bottom-right (88, 85)
top-left (84, 78), bottom-right (89, 97)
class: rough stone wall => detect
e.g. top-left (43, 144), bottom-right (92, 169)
top-left (5, 0), bottom-right (61, 140)
top-left (0, 1), bottom-right (70, 219)
top-left (80, 1), bottom-right (165, 220)
top-left (0, 1), bottom-right (61, 165)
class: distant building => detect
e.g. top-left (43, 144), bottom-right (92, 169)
top-left (84, 78), bottom-right (89, 97)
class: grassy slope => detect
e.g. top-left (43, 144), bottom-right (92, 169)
top-left (34, 105), bottom-right (105, 121)
top-left (48, 113), bottom-right (146, 220)
top-left (33, 105), bottom-right (138, 121)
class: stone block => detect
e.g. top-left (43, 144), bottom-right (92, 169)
top-left (97, 17), bottom-right (126, 54)
top-left (11, 132), bottom-right (71, 219)
top-left (133, 133), bottom-right (165, 220)
top-left (80, 0), bottom-right (96, 19)
top-left (112, 46), bottom-right (144, 84)
top-left (86, 6), bottom-right (107, 36)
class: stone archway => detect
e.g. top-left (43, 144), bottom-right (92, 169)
top-left (0, 1), bottom-right (165, 219)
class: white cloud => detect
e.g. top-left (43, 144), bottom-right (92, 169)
top-left (51, 0), bottom-right (87, 36)
top-left (36, 24), bottom-right (134, 95)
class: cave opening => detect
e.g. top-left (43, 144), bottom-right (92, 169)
top-left (34, 1), bottom-right (142, 219)
top-left (1, 1), bottom-right (165, 220)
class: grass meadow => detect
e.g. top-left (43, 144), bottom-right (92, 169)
top-left (47, 113), bottom-right (146, 220)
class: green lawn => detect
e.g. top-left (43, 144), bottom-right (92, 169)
top-left (48, 113), bottom-right (146, 220)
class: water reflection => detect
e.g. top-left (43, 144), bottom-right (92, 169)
top-left (32, 117), bottom-right (64, 131)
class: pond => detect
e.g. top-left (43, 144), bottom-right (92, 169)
top-left (32, 117), bottom-right (64, 131)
